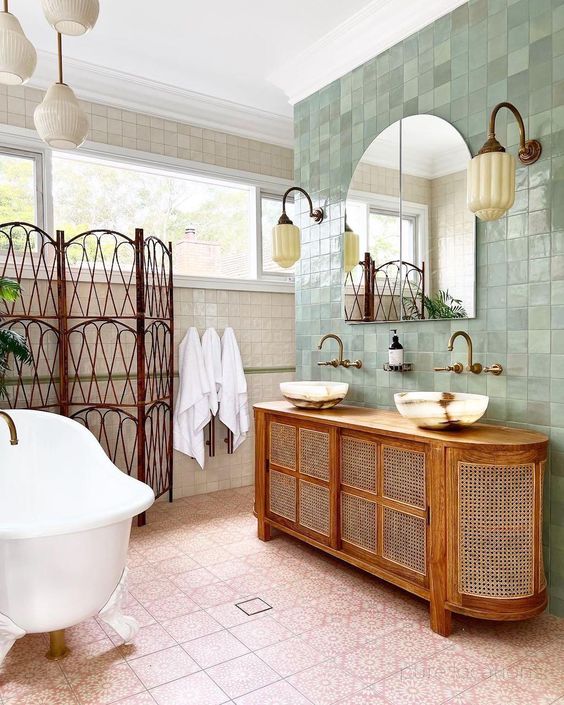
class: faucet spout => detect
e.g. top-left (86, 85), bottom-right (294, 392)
top-left (0, 411), bottom-right (18, 445)
top-left (447, 331), bottom-right (482, 374)
top-left (317, 334), bottom-right (344, 363)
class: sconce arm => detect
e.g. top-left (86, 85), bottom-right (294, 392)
top-left (479, 101), bottom-right (541, 165)
top-left (280, 187), bottom-right (324, 224)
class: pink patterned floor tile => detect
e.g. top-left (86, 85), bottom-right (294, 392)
top-left (255, 635), bottom-right (329, 677)
top-left (229, 616), bottom-right (292, 650)
top-left (128, 645), bottom-right (199, 689)
top-left (205, 653), bottom-right (279, 699)
top-left (335, 687), bottom-right (391, 705)
top-left (270, 604), bottom-right (332, 634)
top-left (117, 623), bottom-right (177, 660)
top-left (302, 622), bottom-right (373, 658)
top-left (161, 610), bottom-right (223, 643)
top-left (182, 630), bottom-right (249, 668)
top-left (233, 679), bottom-right (312, 705)
top-left (0, 658), bottom-right (67, 702)
top-left (189, 546), bottom-right (233, 566)
top-left (205, 601), bottom-right (265, 629)
top-left (446, 673), bottom-right (561, 705)
top-left (137, 544), bottom-right (184, 563)
top-left (111, 694), bottom-right (156, 705)
top-left (171, 567), bottom-right (222, 591)
top-left (1, 634), bottom-right (48, 666)
top-left (207, 559), bottom-right (254, 581)
top-left (2, 682), bottom-right (79, 705)
top-left (143, 593), bottom-right (200, 622)
top-left (150, 670), bottom-right (229, 705)
top-left (371, 667), bottom-right (460, 705)
top-left (189, 582), bottom-right (242, 608)
top-left (287, 660), bottom-right (367, 705)
top-left (152, 555), bottom-right (199, 576)
top-left (65, 619), bottom-right (110, 648)
top-left (70, 662), bottom-right (144, 705)
top-left (128, 579), bottom-right (180, 604)
top-left (60, 637), bottom-right (125, 677)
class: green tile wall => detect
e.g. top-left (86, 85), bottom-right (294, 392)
top-left (293, 0), bottom-right (564, 615)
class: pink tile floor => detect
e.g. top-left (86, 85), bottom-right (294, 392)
top-left (1, 486), bottom-right (563, 705)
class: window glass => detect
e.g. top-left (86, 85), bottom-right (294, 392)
top-left (261, 195), bottom-right (295, 274)
top-left (0, 150), bottom-right (37, 224)
top-left (53, 154), bottom-right (253, 279)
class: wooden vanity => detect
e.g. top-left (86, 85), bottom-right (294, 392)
top-left (254, 401), bottom-right (548, 636)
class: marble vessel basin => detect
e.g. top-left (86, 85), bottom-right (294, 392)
top-left (394, 391), bottom-right (489, 430)
top-left (280, 381), bottom-right (349, 409)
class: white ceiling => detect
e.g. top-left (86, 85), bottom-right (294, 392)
top-left (16, 0), bottom-right (467, 146)
top-left (363, 115), bottom-right (470, 179)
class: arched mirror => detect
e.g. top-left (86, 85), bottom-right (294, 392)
top-left (344, 114), bottom-right (475, 323)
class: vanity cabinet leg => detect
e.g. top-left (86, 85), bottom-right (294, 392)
top-left (258, 519), bottom-right (271, 542)
top-left (430, 602), bottom-right (451, 637)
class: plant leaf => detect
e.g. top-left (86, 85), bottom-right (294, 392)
top-left (0, 277), bottom-right (22, 303)
top-left (0, 328), bottom-right (33, 365)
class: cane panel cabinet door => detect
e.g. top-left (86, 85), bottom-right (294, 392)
top-left (267, 418), bottom-right (338, 548)
top-left (339, 432), bottom-right (429, 589)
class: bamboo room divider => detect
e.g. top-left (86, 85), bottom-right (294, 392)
top-left (0, 222), bottom-right (174, 525)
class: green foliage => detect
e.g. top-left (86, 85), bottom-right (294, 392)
top-left (0, 277), bottom-right (32, 399)
top-left (404, 289), bottom-right (467, 320)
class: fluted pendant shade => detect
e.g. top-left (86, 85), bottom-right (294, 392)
top-left (34, 83), bottom-right (89, 150)
top-left (41, 0), bottom-right (99, 35)
top-left (272, 223), bottom-right (300, 268)
top-left (467, 151), bottom-right (515, 221)
top-left (343, 229), bottom-right (360, 273)
top-left (0, 11), bottom-right (37, 85)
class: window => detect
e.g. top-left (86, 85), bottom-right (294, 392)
top-left (53, 153), bottom-right (255, 279)
top-left (347, 195), bottom-right (425, 268)
top-left (260, 194), bottom-right (295, 275)
top-left (0, 147), bottom-right (43, 227)
top-left (0, 135), bottom-right (293, 289)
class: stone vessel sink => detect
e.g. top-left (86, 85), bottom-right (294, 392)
top-left (394, 391), bottom-right (489, 430)
top-left (280, 381), bottom-right (349, 410)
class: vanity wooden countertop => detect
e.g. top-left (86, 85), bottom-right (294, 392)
top-left (254, 401), bottom-right (548, 451)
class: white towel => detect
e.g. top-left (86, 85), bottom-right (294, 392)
top-left (173, 327), bottom-right (211, 469)
top-left (201, 327), bottom-right (222, 416)
top-left (219, 327), bottom-right (249, 451)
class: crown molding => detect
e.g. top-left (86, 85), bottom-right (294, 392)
top-left (29, 51), bottom-right (294, 148)
top-left (269, 0), bottom-right (468, 105)
top-left (362, 138), bottom-right (469, 179)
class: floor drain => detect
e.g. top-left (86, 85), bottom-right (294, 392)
top-left (235, 597), bottom-right (272, 616)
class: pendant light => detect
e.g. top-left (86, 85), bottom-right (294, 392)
top-left (41, 0), bottom-right (99, 36)
top-left (343, 219), bottom-right (359, 273)
top-left (0, 0), bottom-right (37, 85)
top-left (34, 32), bottom-right (88, 150)
top-left (467, 102), bottom-right (541, 221)
top-left (272, 187), bottom-right (324, 269)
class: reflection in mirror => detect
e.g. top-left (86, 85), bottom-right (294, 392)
top-left (344, 114), bottom-right (475, 323)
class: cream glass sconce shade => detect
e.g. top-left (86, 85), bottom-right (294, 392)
top-left (343, 221), bottom-right (360, 273)
top-left (34, 33), bottom-right (88, 149)
top-left (0, 1), bottom-right (37, 86)
top-left (272, 187), bottom-right (324, 269)
top-left (467, 102), bottom-right (541, 222)
top-left (41, 0), bottom-right (99, 35)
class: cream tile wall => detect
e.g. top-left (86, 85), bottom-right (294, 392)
top-left (0, 85), bottom-right (294, 180)
top-left (0, 87), bottom-right (296, 498)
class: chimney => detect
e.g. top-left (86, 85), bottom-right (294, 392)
top-left (184, 227), bottom-right (196, 241)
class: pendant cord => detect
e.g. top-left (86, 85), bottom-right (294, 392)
top-left (57, 33), bottom-right (63, 84)
top-left (3, 0), bottom-right (8, 13)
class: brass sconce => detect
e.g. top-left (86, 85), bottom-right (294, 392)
top-left (272, 187), bottom-right (324, 268)
top-left (467, 101), bottom-right (541, 221)
top-left (343, 217), bottom-right (359, 273)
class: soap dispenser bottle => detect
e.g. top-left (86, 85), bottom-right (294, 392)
top-left (389, 329), bottom-right (404, 368)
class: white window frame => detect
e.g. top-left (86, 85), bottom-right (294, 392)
top-left (347, 190), bottom-right (429, 285)
top-left (0, 124), bottom-right (294, 293)
top-left (258, 191), bottom-right (295, 283)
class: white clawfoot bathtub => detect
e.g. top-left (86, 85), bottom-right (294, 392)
top-left (0, 410), bottom-right (154, 664)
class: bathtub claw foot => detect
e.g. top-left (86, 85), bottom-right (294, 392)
top-left (0, 613), bottom-right (26, 666)
top-left (98, 568), bottom-right (139, 644)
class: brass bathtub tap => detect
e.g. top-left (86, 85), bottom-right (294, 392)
top-left (0, 410), bottom-right (18, 445)
top-left (317, 333), bottom-right (362, 369)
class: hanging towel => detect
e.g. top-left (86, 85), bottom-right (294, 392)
top-left (219, 327), bottom-right (249, 451)
top-left (173, 327), bottom-right (211, 469)
top-left (201, 327), bottom-right (222, 416)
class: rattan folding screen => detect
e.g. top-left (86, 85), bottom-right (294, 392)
top-left (0, 222), bottom-right (174, 525)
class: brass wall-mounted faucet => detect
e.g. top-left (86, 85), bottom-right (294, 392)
top-left (434, 331), bottom-right (503, 375)
top-left (317, 334), bottom-right (362, 369)
top-left (0, 411), bottom-right (18, 445)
